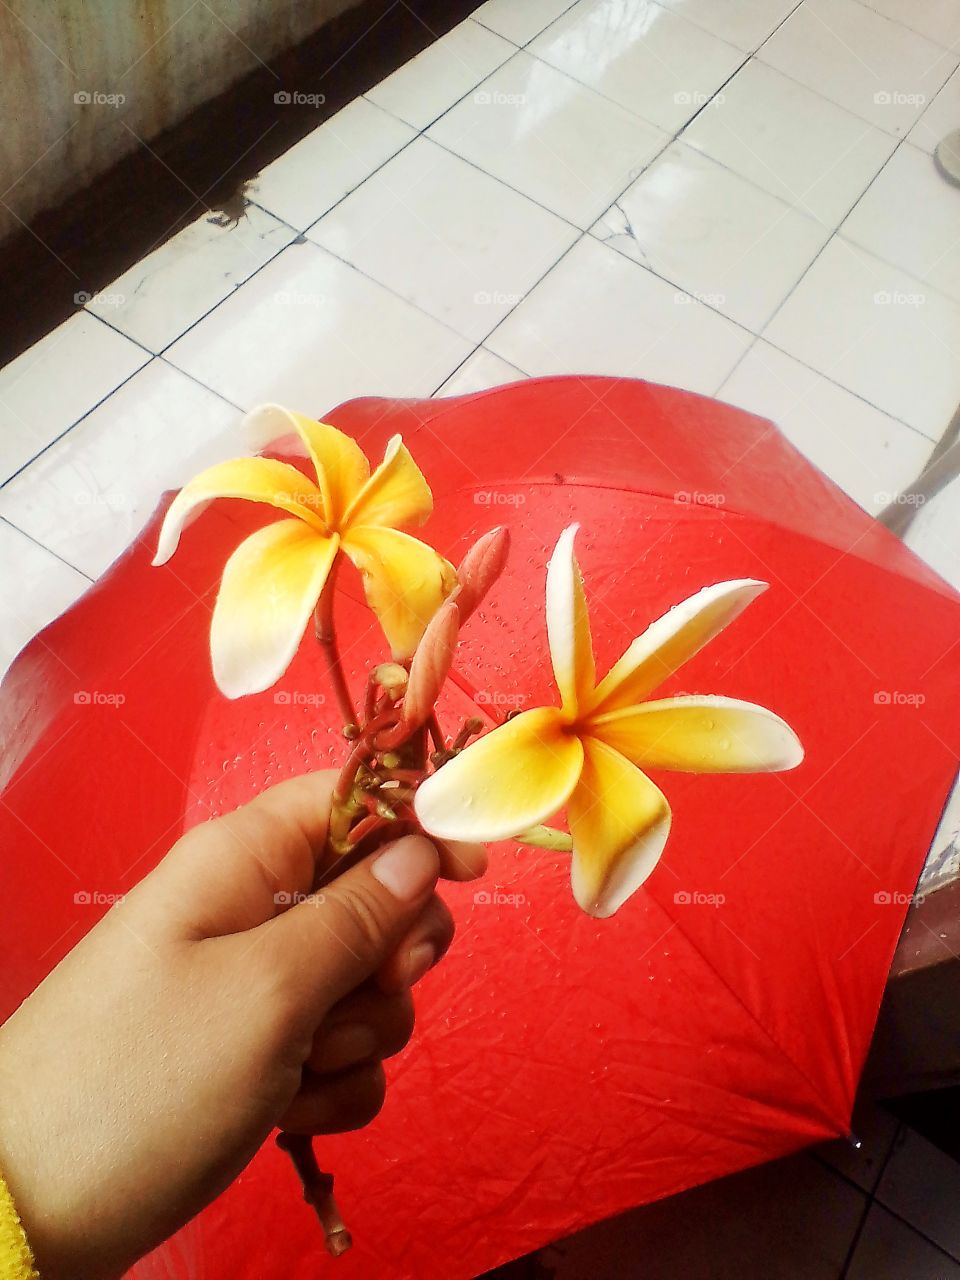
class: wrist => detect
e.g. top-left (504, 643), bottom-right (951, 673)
top-left (0, 1164), bottom-right (39, 1280)
top-left (0, 1022), bottom-right (98, 1280)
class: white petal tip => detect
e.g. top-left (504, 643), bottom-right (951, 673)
top-left (717, 577), bottom-right (767, 599)
top-left (571, 875), bottom-right (645, 920)
top-left (576, 895), bottom-right (619, 920)
top-left (570, 816), bottom-right (671, 920)
top-left (151, 534), bottom-right (176, 567)
top-left (212, 652), bottom-right (289, 702)
top-left (213, 671), bottom-right (268, 701)
top-left (753, 713), bottom-right (804, 771)
top-left (243, 403), bottom-right (306, 456)
top-left (554, 523), bottom-right (580, 551)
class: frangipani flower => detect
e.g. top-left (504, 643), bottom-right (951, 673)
top-left (415, 525), bottom-right (803, 919)
top-left (153, 405), bottom-right (456, 698)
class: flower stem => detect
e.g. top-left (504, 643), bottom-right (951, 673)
top-left (276, 1133), bottom-right (352, 1257)
top-left (426, 712), bottom-right (446, 755)
top-left (514, 825), bottom-right (573, 852)
top-left (314, 561), bottom-right (357, 727)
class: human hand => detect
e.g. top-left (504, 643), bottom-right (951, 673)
top-left (0, 770), bottom-right (485, 1280)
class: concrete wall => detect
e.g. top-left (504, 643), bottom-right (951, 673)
top-left (0, 0), bottom-right (365, 240)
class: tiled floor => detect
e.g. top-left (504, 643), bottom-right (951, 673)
top-left (478, 1096), bottom-right (960, 1278)
top-left (3, 1), bottom-right (960, 1273)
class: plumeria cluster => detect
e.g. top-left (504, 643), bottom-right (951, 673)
top-left (156, 404), bottom-right (802, 920)
top-left (155, 403), bottom-right (803, 1250)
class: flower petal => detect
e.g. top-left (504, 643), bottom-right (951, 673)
top-left (211, 520), bottom-right (339, 698)
top-left (569, 738), bottom-right (671, 918)
top-left (590, 695), bottom-right (804, 773)
top-left (588, 579), bottom-right (767, 714)
top-left (153, 457), bottom-right (326, 566)
top-left (342, 436), bottom-right (432, 531)
top-left (414, 707), bottom-right (584, 842)
top-left (341, 526), bottom-right (457, 659)
top-left (244, 404), bottom-right (369, 527)
top-left (546, 524), bottom-right (596, 716)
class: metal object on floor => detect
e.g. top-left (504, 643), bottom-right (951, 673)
top-left (935, 129), bottom-right (960, 187)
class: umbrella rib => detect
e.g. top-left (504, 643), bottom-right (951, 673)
top-left (653, 898), bottom-right (853, 1139)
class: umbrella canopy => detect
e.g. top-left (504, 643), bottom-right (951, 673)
top-left (2, 375), bottom-right (958, 1280)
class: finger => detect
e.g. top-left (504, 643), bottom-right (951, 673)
top-left (308, 986), bottom-right (415, 1073)
top-left (133, 771), bottom-right (338, 939)
top-left (256, 834), bottom-right (441, 1022)
top-left (279, 1062), bottom-right (387, 1135)
top-left (376, 894), bottom-right (455, 994)
top-left (434, 837), bottom-right (488, 882)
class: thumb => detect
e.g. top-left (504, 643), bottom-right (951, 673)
top-left (267, 835), bottom-right (440, 1015)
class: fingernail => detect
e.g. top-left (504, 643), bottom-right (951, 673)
top-left (316, 1023), bottom-right (378, 1072)
top-left (371, 836), bottom-right (439, 902)
top-left (403, 941), bottom-right (438, 988)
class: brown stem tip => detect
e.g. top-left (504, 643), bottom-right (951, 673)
top-left (277, 1132), bottom-right (353, 1258)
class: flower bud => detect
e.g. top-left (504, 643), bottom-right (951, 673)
top-left (401, 599), bottom-right (460, 735)
top-left (453, 526), bottom-right (510, 622)
top-left (372, 663), bottom-right (409, 700)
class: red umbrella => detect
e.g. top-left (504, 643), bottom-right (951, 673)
top-left (2, 375), bottom-right (958, 1279)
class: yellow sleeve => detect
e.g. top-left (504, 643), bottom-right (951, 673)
top-left (0, 1170), bottom-right (39, 1280)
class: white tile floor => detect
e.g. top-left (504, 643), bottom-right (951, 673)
top-left (3, 3), bottom-right (960, 1270)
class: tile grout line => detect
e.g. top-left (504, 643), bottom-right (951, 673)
top-left (752, 0), bottom-right (960, 134)
top-left (7, 124), bottom-right (935, 499)
top-left (869, 1121), bottom-right (960, 1266)
top-left (0, 514), bottom-right (95, 582)
top-left (835, 1113), bottom-right (903, 1278)
top-left (0, 314), bottom-right (154, 491)
top-left (847, 0), bottom-right (960, 59)
top-left (352, 19), bottom-right (950, 440)
top-left (2, 141), bottom-right (938, 510)
top-left (838, 1190), bottom-right (874, 1278)
top-left (2, 0), bottom-right (952, 523)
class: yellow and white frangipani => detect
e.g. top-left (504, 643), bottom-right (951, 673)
top-left (153, 405), bottom-right (456, 698)
top-left (415, 525), bottom-right (803, 919)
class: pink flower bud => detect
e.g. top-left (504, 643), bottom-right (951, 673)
top-left (454, 526), bottom-right (510, 622)
top-left (401, 600), bottom-right (460, 735)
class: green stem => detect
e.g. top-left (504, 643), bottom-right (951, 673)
top-left (514, 825), bottom-right (573, 852)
